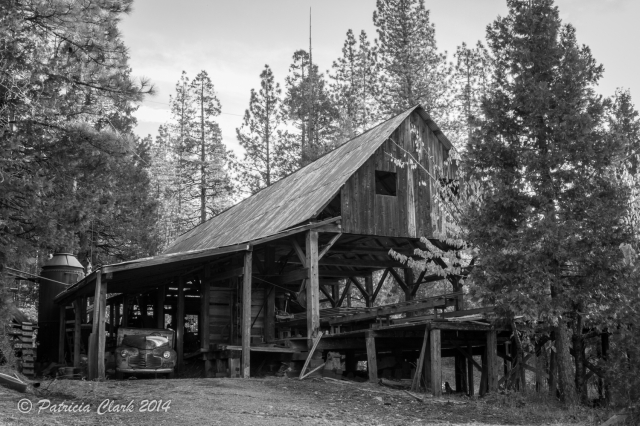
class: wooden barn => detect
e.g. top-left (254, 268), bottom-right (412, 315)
top-left (54, 105), bottom-right (508, 396)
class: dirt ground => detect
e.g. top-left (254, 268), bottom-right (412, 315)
top-left (0, 375), bottom-right (616, 426)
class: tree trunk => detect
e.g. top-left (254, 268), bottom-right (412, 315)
top-left (572, 309), bottom-right (588, 404)
top-left (555, 320), bottom-right (578, 405)
top-left (200, 81), bottom-right (206, 224)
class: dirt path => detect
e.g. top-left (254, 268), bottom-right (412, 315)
top-left (0, 376), bottom-right (596, 425)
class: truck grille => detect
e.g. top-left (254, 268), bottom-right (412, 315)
top-left (128, 351), bottom-right (162, 369)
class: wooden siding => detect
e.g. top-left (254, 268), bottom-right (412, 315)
top-left (341, 111), bottom-right (453, 238)
top-left (208, 287), bottom-right (265, 345)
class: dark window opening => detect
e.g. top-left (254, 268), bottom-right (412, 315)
top-left (375, 170), bottom-right (397, 196)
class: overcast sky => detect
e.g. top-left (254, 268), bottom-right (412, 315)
top-left (119, 0), bottom-right (639, 155)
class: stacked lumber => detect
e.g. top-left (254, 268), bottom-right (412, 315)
top-left (7, 322), bottom-right (37, 378)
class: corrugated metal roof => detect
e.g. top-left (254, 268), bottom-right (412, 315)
top-left (164, 106), bottom-right (432, 254)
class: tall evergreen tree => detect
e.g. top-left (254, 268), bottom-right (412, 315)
top-left (329, 29), bottom-right (380, 137)
top-left (0, 0), bottom-right (156, 271)
top-left (373, 0), bottom-right (451, 120)
top-left (283, 50), bottom-right (338, 166)
top-left (449, 42), bottom-right (492, 149)
top-left (235, 65), bottom-right (296, 194)
top-left (464, 0), bottom-right (640, 404)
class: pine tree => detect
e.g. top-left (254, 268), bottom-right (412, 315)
top-left (463, 0), bottom-right (640, 404)
top-left (449, 42), bottom-right (492, 149)
top-left (330, 30), bottom-right (380, 137)
top-left (0, 0), bottom-right (156, 271)
top-left (283, 50), bottom-right (338, 166)
top-left (373, 0), bottom-right (451, 120)
top-left (189, 70), bottom-right (232, 224)
top-left (235, 65), bottom-right (295, 194)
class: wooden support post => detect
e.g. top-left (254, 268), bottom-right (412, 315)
top-left (73, 299), bottom-right (82, 367)
top-left (430, 328), bottom-right (441, 397)
top-left (109, 304), bottom-right (115, 337)
top-left (365, 331), bottom-right (378, 382)
top-left (157, 286), bottom-right (165, 328)
top-left (479, 347), bottom-right (488, 396)
top-left (365, 274), bottom-right (373, 307)
top-left (412, 326), bottom-right (429, 391)
top-left (332, 284), bottom-right (339, 307)
top-left (58, 305), bottom-right (66, 364)
top-left (454, 354), bottom-right (462, 393)
top-left (403, 268), bottom-right (414, 302)
top-left (201, 266), bottom-right (211, 377)
top-left (176, 277), bottom-right (185, 372)
top-left (467, 342), bottom-right (475, 396)
top-left (97, 274), bottom-right (107, 379)
top-left (80, 297), bottom-right (87, 323)
top-left (122, 295), bottom-right (129, 327)
top-left (89, 272), bottom-right (105, 379)
top-left (264, 246), bottom-right (276, 343)
top-left (549, 345), bottom-right (557, 397)
top-left (460, 352), bottom-right (468, 393)
top-left (486, 330), bottom-right (498, 393)
top-left (140, 294), bottom-right (147, 325)
top-left (115, 302), bottom-right (120, 328)
top-left (242, 250), bottom-right (252, 378)
top-left (306, 230), bottom-right (320, 346)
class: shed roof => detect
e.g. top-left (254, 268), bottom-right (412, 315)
top-left (165, 105), bottom-right (450, 254)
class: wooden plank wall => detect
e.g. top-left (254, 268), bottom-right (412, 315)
top-left (208, 286), bottom-right (266, 345)
top-left (342, 112), bottom-right (452, 238)
top-left (208, 288), bottom-right (234, 343)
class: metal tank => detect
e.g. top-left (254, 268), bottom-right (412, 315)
top-left (38, 253), bottom-right (84, 362)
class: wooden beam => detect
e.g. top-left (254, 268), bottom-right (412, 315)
top-left (306, 230), bottom-right (320, 346)
top-left (262, 268), bottom-right (309, 285)
top-left (97, 275), bottom-right (107, 379)
top-left (337, 279), bottom-right (352, 307)
top-left (176, 277), bottom-right (185, 372)
top-left (410, 269), bottom-right (428, 297)
top-left (242, 250), bottom-right (252, 378)
top-left (365, 274), bottom-right (373, 307)
top-left (89, 271), bottom-right (103, 379)
top-left (264, 246), bottom-right (276, 343)
top-left (388, 268), bottom-right (409, 293)
top-left (211, 267), bottom-right (244, 283)
top-left (430, 328), bottom-right (442, 397)
top-left (291, 238), bottom-right (306, 266)
top-left (412, 326), bottom-right (429, 391)
top-left (455, 344), bottom-right (482, 372)
top-left (73, 299), bottom-right (81, 367)
top-left (122, 294), bottom-right (129, 327)
top-left (467, 341), bottom-right (475, 396)
top-left (372, 269), bottom-right (389, 303)
top-left (58, 305), bottom-right (66, 364)
top-left (318, 283), bottom-right (335, 306)
top-left (329, 293), bottom-right (460, 325)
top-left (157, 286), bottom-right (165, 328)
top-left (349, 277), bottom-right (369, 301)
top-left (318, 233), bottom-right (342, 260)
top-left (486, 331), bottom-right (498, 393)
top-left (365, 331), bottom-right (378, 382)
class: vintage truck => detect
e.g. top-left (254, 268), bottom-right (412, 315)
top-left (115, 327), bottom-right (176, 379)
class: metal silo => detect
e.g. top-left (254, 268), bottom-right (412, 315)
top-left (38, 253), bottom-right (84, 363)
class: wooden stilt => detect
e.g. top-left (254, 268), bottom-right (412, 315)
top-left (201, 266), bottom-right (211, 377)
top-left (486, 330), bottom-right (498, 393)
top-left (176, 277), bottom-right (185, 372)
top-left (411, 326), bottom-right (429, 391)
top-left (157, 286), bottom-right (165, 328)
top-left (467, 342), bottom-right (475, 396)
top-left (96, 275), bottom-right (107, 379)
top-left (365, 274), bottom-right (373, 307)
top-left (58, 305), bottom-right (66, 364)
top-left (73, 299), bottom-right (81, 367)
top-left (89, 272), bottom-right (105, 379)
top-left (479, 347), bottom-right (488, 396)
top-left (455, 354), bottom-right (462, 392)
top-left (242, 250), bottom-right (252, 378)
top-left (366, 331), bottom-right (378, 382)
top-left (109, 304), bottom-right (115, 337)
top-left (306, 230), bottom-right (320, 346)
top-left (122, 295), bottom-right (129, 327)
top-left (264, 247), bottom-right (276, 343)
top-left (430, 328), bottom-right (441, 397)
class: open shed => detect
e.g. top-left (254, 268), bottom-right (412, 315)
top-left (53, 105), bottom-right (506, 396)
